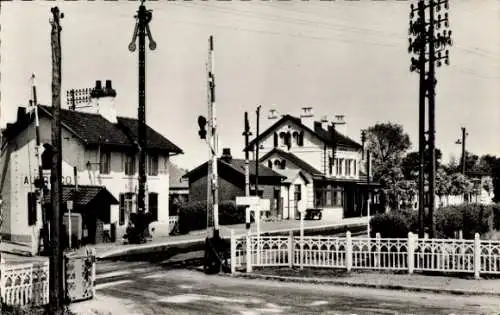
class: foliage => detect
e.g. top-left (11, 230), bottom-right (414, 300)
top-left (401, 149), bottom-right (443, 180)
top-left (369, 210), bottom-right (416, 238)
top-left (366, 122), bottom-right (411, 177)
top-left (177, 200), bottom-right (247, 234)
top-left (448, 172), bottom-right (473, 195)
top-left (365, 123), bottom-right (412, 210)
top-left (371, 204), bottom-right (497, 240)
top-left (435, 167), bottom-right (452, 196)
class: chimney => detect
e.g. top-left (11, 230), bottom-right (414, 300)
top-left (221, 148), bottom-right (232, 163)
top-left (300, 106), bottom-right (314, 130)
top-left (17, 107), bottom-right (27, 122)
top-left (332, 114), bottom-right (348, 138)
top-left (320, 115), bottom-right (329, 131)
top-left (90, 79), bottom-right (118, 124)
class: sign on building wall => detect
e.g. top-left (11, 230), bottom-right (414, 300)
top-left (22, 175), bottom-right (77, 186)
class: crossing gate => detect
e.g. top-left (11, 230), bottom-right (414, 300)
top-left (64, 248), bottom-right (96, 303)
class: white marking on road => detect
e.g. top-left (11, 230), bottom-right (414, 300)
top-left (178, 284), bottom-right (193, 289)
top-left (143, 272), bottom-right (165, 279)
top-left (95, 280), bottom-right (133, 290)
top-left (159, 294), bottom-right (259, 305)
top-left (240, 311), bottom-right (259, 315)
top-left (308, 300), bottom-right (328, 306)
top-left (159, 294), bottom-right (202, 304)
top-left (96, 270), bottom-right (132, 280)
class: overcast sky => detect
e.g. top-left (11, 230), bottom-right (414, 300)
top-left (1, 1), bottom-right (499, 170)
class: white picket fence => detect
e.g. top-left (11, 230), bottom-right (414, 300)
top-left (0, 258), bottom-right (49, 307)
top-left (230, 231), bottom-right (500, 278)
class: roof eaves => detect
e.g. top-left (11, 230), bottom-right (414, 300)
top-left (38, 105), bottom-right (89, 145)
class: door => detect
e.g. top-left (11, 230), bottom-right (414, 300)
top-left (294, 184), bottom-right (302, 219)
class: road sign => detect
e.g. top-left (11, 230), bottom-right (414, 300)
top-left (236, 196), bottom-right (260, 206)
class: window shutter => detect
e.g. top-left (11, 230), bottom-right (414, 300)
top-left (149, 193), bottom-right (158, 221)
top-left (281, 160), bottom-right (286, 169)
top-left (273, 132), bottom-right (278, 147)
top-left (28, 192), bottom-right (37, 226)
top-left (119, 193), bottom-right (125, 225)
top-left (268, 160), bottom-right (272, 168)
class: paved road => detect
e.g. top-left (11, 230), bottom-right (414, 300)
top-left (80, 260), bottom-right (500, 315)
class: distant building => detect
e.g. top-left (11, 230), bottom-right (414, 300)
top-left (183, 148), bottom-right (286, 218)
top-left (245, 107), bottom-right (381, 222)
top-left (168, 162), bottom-right (189, 215)
top-left (0, 80), bottom-right (182, 254)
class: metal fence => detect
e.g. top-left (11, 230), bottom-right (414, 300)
top-left (0, 248), bottom-right (96, 308)
top-left (230, 231), bottom-right (500, 278)
top-left (0, 259), bottom-right (49, 307)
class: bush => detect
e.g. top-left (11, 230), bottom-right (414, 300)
top-left (177, 200), bottom-right (248, 234)
top-left (371, 204), bottom-right (498, 240)
top-left (369, 210), bottom-right (415, 238)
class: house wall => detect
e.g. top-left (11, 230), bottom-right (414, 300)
top-left (0, 116), bottom-right (174, 250)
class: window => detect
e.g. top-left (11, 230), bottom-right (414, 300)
top-left (124, 153), bottom-right (136, 176)
top-left (100, 150), bottom-right (111, 174)
top-left (353, 160), bottom-right (357, 176)
top-left (346, 160), bottom-right (352, 176)
top-left (148, 192), bottom-right (158, 222)
top-left (335, 158), bottom-right (341, 176)
top-left (119, 193), bottom-right (135, 226)
top-left (294, 184), bottom-right (302, 201)
top-left (28, 192), bottom-right (37, 226)
top-left (314, 183), bottom-right (344, 208)
top-left (250, 189), bottom-right (263, 197)
top-left (147, 154), bottom-right (159, 176)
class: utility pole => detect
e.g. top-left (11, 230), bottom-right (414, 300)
top-left (49, 6), bottom-right (64, 314)
top-left (255, 106), bottom-right (261, 197)
top-left (456, 127), bottom-right (467, 175)
top-left (128, 0), bottom-right (156, 241)
top-left (208, 35), bottom-right (219, 235)
top-left (409, 0), bottom-right (451, 238)
top-left (32, 74), bottom-right (49, 254)
top-left (243, 112), bottom-right (252, 196)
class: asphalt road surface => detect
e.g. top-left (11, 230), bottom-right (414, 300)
top-left (89, 260), bottom-right (500, 315)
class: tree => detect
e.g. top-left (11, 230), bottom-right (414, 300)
top-left (448, 172), bottom-right (473, 196)
top-left (366, 123), bottom-right (412, 210)
top-left (366, 123), bottom-right (411, 178)
top-left (402, 148), bottom-right (443, 180)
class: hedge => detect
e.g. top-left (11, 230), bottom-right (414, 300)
top-left (177, 200), bottom-right (249, 234)
top-left (370, 203), bottom-right (499, 239)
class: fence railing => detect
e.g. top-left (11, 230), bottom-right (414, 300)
top-left (0, 259), bottom-right (49, 307)
top-left (230, 231), bottom-right (500, 279)
top-left (0, 249), bottom-right (96, 308)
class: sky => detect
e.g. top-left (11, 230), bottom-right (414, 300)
top-left (1, 0), bottom-right (499, 170)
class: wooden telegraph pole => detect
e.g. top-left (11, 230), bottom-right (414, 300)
top-left (49, 6), bottom-right (64, 314)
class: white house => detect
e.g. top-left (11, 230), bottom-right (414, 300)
top-left (246, 107), bottom-right (381, 222)
top-left (0, 80), bottom-right (182, 254)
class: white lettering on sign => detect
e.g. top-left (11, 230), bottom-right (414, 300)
top-left (23, 175), bottom-right (76, 186)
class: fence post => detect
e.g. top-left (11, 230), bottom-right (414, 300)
top-left (474, 233), bottom-right (481, 279)
top-left (407, 232), bottom-right (414, 274)
top-left (346, 231), bottom-right (352, 272)
top-left (246, 232), bottom-right (252, 273)
top-left (230, 229), bottom-right (236, 274)
top-left (375, 233), bottom-right (381, 268)
top-left (288, 231), bottom-right (293, 268)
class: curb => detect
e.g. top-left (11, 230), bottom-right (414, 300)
top-left (227, 272), bottom-right (500, 297)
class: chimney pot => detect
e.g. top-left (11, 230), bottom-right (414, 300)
top-left (105, 80), bottom-right (112, 89)
top-left (95, 80), bottom-right (102, 90)
top-left (221, 148), bottom-right (232, 162)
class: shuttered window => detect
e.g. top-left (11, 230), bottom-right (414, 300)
top-left (28, 192), bottom-right (37, 226)
top-left (119, 194), bottom-right (125, 225)
top-left (148, 193), bottom-right (158, 222)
